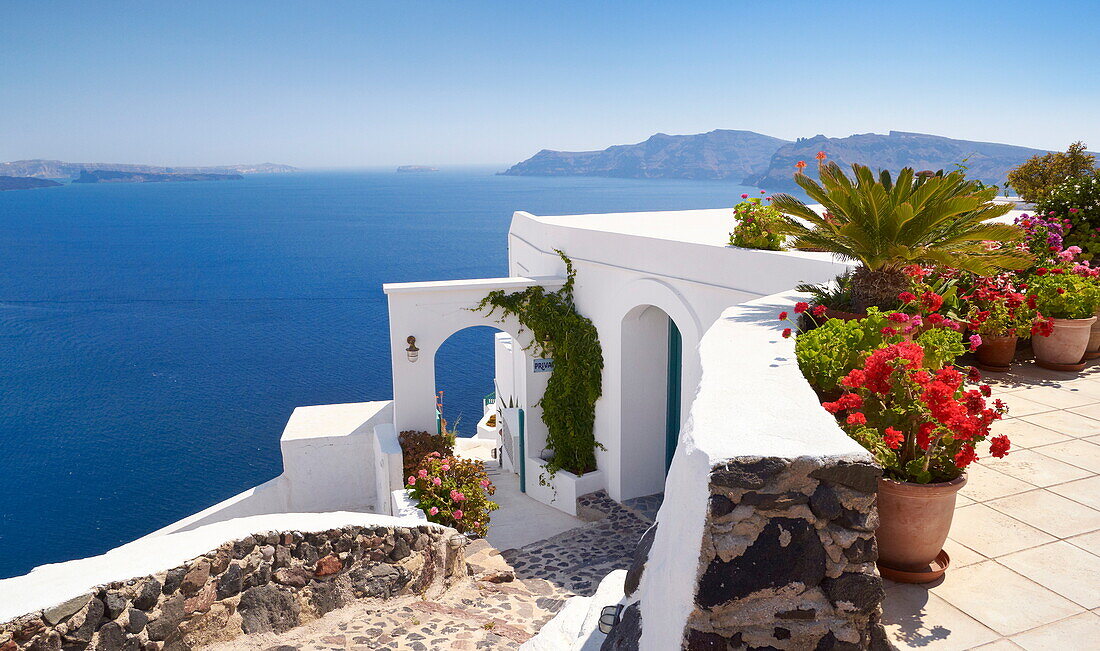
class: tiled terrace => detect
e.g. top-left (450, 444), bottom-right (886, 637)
top-left (883, 360), bottom-right (1100, 650)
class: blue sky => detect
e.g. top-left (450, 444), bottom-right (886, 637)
top-left (2, 1), bottom-right (1098, 168)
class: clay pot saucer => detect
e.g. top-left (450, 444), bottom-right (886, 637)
top-left (974, 361), bottom-right (1011, 373)
top-left (878, 550), bottom-right (950, 584)
top-left (1036, 359), bottom-right (1087, 372)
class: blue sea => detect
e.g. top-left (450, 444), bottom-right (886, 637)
top-left (0, 169), bottom-right (759, 578)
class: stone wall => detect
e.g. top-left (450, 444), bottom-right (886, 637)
top-left (0, 524), bottom-right (466, 651)
top-left (608, 456), bottom-right (891, 650)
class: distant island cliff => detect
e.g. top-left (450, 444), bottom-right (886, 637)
top-left (0, 159), bottom-right (296, 180)
top-left (0, 176), bottom-right (62, 191)
top-left (396, 165), bottom-right (439, 173)
top-left (504, 129), bottom-right (1073, 190)
top-left (72, 170), bottom-right (243, 184)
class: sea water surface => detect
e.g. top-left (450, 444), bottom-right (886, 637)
top-left (0, 169), bottom-right (759, 578)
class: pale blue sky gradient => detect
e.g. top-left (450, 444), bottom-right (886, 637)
top-left (2, 1), bottom-right (1098, 167)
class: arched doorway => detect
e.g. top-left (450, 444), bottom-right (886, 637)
top-left (619, 304), bottom-right (684, 500)
top-left (434, 325), bottom-right (501, 437)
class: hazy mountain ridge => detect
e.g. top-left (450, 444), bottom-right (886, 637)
top-left (71, 170), bottom-right (243, 184)
top-left (502, 130), bottom-right (790, 180)
top-left (506, 130), bottom-right (1076, 191)
top-left (0, 176), bottom-right (63, 191)
top-left (0, 160), bottom-right (296, 179)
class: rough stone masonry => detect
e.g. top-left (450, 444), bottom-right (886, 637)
top-left (606, 456), bottom-right (893, 650)
top-left (0, 524), bottom-right (467, 651)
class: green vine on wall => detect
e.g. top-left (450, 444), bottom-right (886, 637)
top-left (473, 250), bottom-right (604, 477)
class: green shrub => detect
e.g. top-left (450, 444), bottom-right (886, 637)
top-left (794, 310), bottom-right (890, 393)
top-left (729, 196), bottom-right (784, 251)
top-left (399, 429), bottom-right (455, 480)
top-left (1008, 142), bottom-right (1098, 203)
top-left (1026, 267), bottom-right (1100, 319)
top-left (407, 454), bottom-right (498, 537)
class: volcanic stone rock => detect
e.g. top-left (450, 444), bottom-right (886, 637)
top-left (600, 602), bottom-right (640, 651)
top-left (697, 518), bottom-right (826, 607)
top-left (815, 631), bottom-right (862, 650)
top-left (710, 457), bottom-right (787, 489)
top-left (809, 484), bottom-right (844, 521)
top-left (314, 555), bottom-right (342, 577)
top-left (42, 594), bottom-right (93, 625)
top-left (146, 596), bottom-right (186, 641)
top-left (624, 524), bottom-right (656, 597)
top-left (232, 536), bottom-right (257, 560)
top-left (25, 631), bottom-right (60, 651)
top-left (810, 462), bottom-right (882, 494)
top-left (273, 568), bottom-right (310, 589)
top-left (103, 592), bottom-right (128, 619)
top-left (123, 609), bottom-right (148, 635)
top-left (132, 579), bottom-right (161, 610)
top-left (305, 581), bottom-right (339, 616)
top-left (739, 492), bottom-right (809, 509)
top-left (821, 572), bottom-right (885, 614)
top-left (216, 564), bottom-right (243, 599)
top-left (776, 608), bottom-right (816, 620)
top-left (708, 494), bottom-right (734, 517)
top-left (350, 564), bottom-right (409, 599)
top-left (60, 596), bottom-right (104, 644)
top-left (91, 622), bottom-right (138, 651)
top-left (389, 538), bottom-right (411, 561)
top-left (685, 629), bottom-right (727, 650)
top-left (162, 569), bottom-right (186, 595)
top-left (179, 562), bottom-right (210, 596)
top-left (238, 586), bottom-right (300, 635)
top-left (844, 537), bottom-right (878, 564)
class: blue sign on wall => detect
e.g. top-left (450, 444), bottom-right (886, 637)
top-left (533, 358), bottom-right (554, 373)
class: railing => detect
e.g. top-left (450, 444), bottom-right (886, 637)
top-left (483, 391), bottom-right (496, 410)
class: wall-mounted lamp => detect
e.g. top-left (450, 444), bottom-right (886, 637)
top-left (406, 336), bottom-right (419, 363)
top-left (598, 604), bottom-right (623, 635)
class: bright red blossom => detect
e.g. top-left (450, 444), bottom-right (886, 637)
top-left (989, 435), bottom-right (1011, 458)
top-left (883, 427), bottom-right (904, 449)
top-left (846, 412), bottom-right (868, 425)
top-left (794, 301), bottom-right (810, 314)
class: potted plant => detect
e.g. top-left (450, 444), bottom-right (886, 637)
top-left (822, 340), bottom-right (1009, 582)
top-left (773, 163), bottom-right (1031, 312)
top-left (963, 276), bottom-right (1051, 372)
top-left (1027, 266), bottom-right (1100, 369)
top-left (406, 453), bottom-right (499, 537)
top-left (728, 193), bottom-right (784, 251)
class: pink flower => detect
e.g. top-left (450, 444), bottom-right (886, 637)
top-left (418, 469), bottom-right (428, 478)
top-left (741, 193), bottom-right (749, 199)
top-left (407, 476), bottom-right (415, 486)
top-left (969, 334), bottom-right (983, 351)
top-left (480, 479), bottom-right (490, 488)
top-left (441, 464), bottom-right (450, 471)
top-left (432, 477), bottom-right (442, 486)
top-left (429, 506), bottom-right (439, 515)
top-left (453, 510), bottom-right (463, 520)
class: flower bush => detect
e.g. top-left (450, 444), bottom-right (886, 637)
top-left (825, 344), bottom-right (1008, 483)
top-left (789, 283), bottom-right (1012, 484)
top-left (963, 275), bottom-right (1051, 338)
top-left (1016, 212), bottom-right (1070, 269)
top-left (1026, 264), bottom-right (1100, 319)
top-left (407, 453), bottom-right (498, 537)
top-left (399, 429), bottom-right (455, 480)
top-left (729, 193), bottom-right (784, 251)
top-left (1038, 175), bottom-right (1100, 259)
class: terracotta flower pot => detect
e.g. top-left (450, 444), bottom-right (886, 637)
top-left (823, 306), bottom-right (866, 322)
top-left (1087, 310), bottom-right (1100, 360)
top-left (973, 334), bottom-right (1017, 372)
top-left (1032, 316), bottom-right (1097, 369)
top-left (876, 475), bottom-right (966, 581)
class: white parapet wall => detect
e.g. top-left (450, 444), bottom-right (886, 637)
top-left (145, 400), bottom-right (395, 538)
top-left (0, 510), bottom-right (436, 623)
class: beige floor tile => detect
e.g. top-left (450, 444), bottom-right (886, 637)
top-left (883, 582), bottom-right (1000, 650)
top-left (973, 640), bottom-right (1025, 650)
top-left (956, 493), bottom-right (975, 507)
top-left (959, 464), bottom-right (1038, 502)
top-left (986, 489), bottom-right (1100, 539)
top-left (943, 537), bottom-right (987, 568)
top-left (1068, 402), bottom-right (1100, 422)
top-left (992, 419), bottom-right (1072, 449)
top-left (996, 393), bottom-right (1058, 417)
top-left (1031, 438), bottom-right (1100, 473)
top-left (982, 449), bottom-right (1092, 487)
top-left (1013, 386), bottom-right (1100, 409)
top-left (1000, 541), bottom-right (1100, 609)
top-left (1010, 611), bottom-right (1100, 650)
top-left (1049, 476), bottom-right (1100, 511)
top-left (948, 504), bottom-right (1056, 558)
top-left (1021, 409), bottom-right (1100, 438)
top-left (1067, 530), bottom-right (1100, 557)
top-left (932, 561), bottom-right (1084, 636)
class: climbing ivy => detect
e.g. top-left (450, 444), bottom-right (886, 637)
top-left (473, 251), bottom-right (603, 476)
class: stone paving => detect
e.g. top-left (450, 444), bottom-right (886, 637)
top-left (883, 359), bottom-right (1100, 650)
top-left (209, 492), bottom-right (655, 650)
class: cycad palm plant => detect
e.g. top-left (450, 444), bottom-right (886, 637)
top-left (773, 162), bottom-right (1032, 311)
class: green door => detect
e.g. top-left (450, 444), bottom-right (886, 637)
top-left (665, 317), bottom-right (682, 473)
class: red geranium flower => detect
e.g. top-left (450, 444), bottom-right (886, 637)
top-left (812, 304), bottom-right (828, 317)
top-left (989, 435), bottom-right (1011, 458)
top-left (794, 301), bottom-right (810, 313)
top-left (778, 311), bottom-right (789, 320)
top-left (782, 328), bottom-right (792, 338)
top-left (846, 412), bottom-right (868, 425)
top-left (883, 427), bottom-right (904, 449)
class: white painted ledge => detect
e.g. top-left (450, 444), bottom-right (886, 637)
top-left (382, 276), bottom-right (566, 295)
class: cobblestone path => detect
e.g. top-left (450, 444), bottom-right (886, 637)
top-left (207, 492), bottom-right (658, 650)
